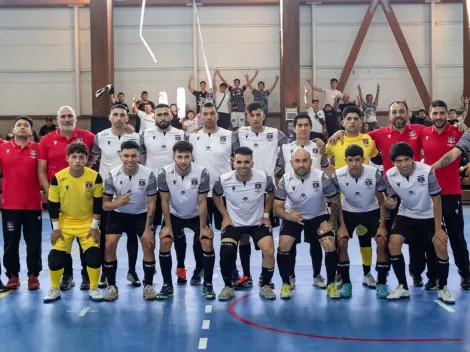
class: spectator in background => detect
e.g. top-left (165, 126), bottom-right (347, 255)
top-left (339, 94), bottom-right (357, 115)
top-left (110, 90), bottom-right (129, 113)
top-left (170, 103), bottom-right (183, 129)
top-left (323, 101), bottom-right (341, 138)
top-left (212, 70), bottom-right (231, 130)
top-left (182, 110), bottom-right (200, 133)
top-left (246, 72), bottom-right (280, 122)
top-left (136, 91), bottom-right (155, 112)
top-left (362, 122), bottom-right (370, 133)
top-left (410, 109), bottom-right (432, 127)
top-left (188, 74), bottom-right (214, 114)
top-left (307, 78), bottom-right (343, 107)
top-left (358, 84), bottom-right (380, 131)
top-left (39, 117), bottom-right (57, 137)
top-left (304, 87), bottom-right (326, 141)
top-left (448, 98), bottom-right (469, 125)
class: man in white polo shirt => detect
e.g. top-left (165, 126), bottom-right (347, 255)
top-left (133, 97), bottom-right (155, 133)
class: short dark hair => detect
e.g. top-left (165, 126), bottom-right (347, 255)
top-left (202, 102), bottom-right (216, 110)
top-left (200, 81), bottom-right (206, 85)
top-left (234, 146), bottom-right (253, 158)
top-left (120, 140), bottom-right (140, 152)
top-left (312, 99), bottom-right (319, 103)
top-left (220, 83), bottom-right (227, 88)
top-left (293, 113), bottom-right (312, 127)
top-left (141, 91), bottom-right (148, 95)
top-left (173, 141), bottom-right (193, 154)
top-left (449, 109), bottom-right (457, 114)
top-left (187, 109), bottom-right (196, 116)
top-left (234, 79), bottom-right (241, 84)
top-left (155, 103), bottom-right (170, 109)
top-left (390, 142), bottom-right (414, 162)
top-left (118, 92), bottom-right (125, 96)
top-left (110, 104), bottom-right (128, 113)
top-left (258, 81), bottom-right (265, 86)
top-left (330, 78), bottom-right (338, 84)
top-left (14, 115), bottom-right (33, 128)
top-left (342, 106), bottom-right (362, 120)
top-left (345, 144), bottom-right (364, 158)
top-left (366, 94), bottom-right (373, 100)
top-left (418, 109), bottom-right (427, 114)
top-left (170, 103), bottom-right (177, 108)
top-left (431, 100), bottom-right (448, 112)
top-left (389, 100), bottom-right (409, 112)
top-left (247, 102), bottom-right (263, 114)
top-left (67, 142), bottom-right (90, 157)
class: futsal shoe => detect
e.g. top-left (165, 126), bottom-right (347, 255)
top-left (424, 279), bottom-right (439, 291)
top-left (176, 268), bottom-right (187, 285)
top-left (5, 275), bottom-right (20, 290)
top-left (143, 285), bottom-right (157, 300)
top-left (28, 275), bottom-right (40, 291)
top-left (60, 276), bottom-right (75, 290)
top-left (410, 273), bottom-right (424, 287)
top-left (0, 279), bottom-right (6, 292)
top-left (386, 285), bottom-right (410, 300)
top-left (190, 269), bottom-right (203, 286)
top-left (340, 283), bottom-right (352, 298)
top-left (438, 286), bottom-right (456, 304)
top-left (460, 276), bottom-right (470, 290)
top-left (259, 285), bottom-right (276, 300)
top-left (43, 288), bottom-right (61, 303)
top-left (127, 272), bottom-right (142, 287)
top-left (280, 284), bottom-right (292, 299)
top-left (156, 283), bottom-right (174, 300)
top-left (362, 273), bottom-right (377, 288)
top-left (376, 284), bottom-right (388, 299)
top-left (80, 275), bottom-right (90, 290)
top-left (203, 283), bottom-right (216, 300)
top-left (313, 274), bottom-right (327, 289)
top-left (234, 276), bottom-right (253, 290)
top-left (218, 286), bottom-right (235, 301)
top-left (258, 275), bottom-right (275, 290)
top-left (327, 284), bottom-right (341, 299)
top-left (89, 286), bottom-right (104, 301)
top-left (104, 285), bottom-right (119, 301)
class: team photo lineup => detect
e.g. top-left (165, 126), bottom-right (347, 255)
top-left (2, 78), bottom-right (470, 307)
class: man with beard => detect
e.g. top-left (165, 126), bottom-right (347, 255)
top-left (421, 101), bottom-right (470, 289)
top-left (38, 106), bottom-right (95, 291)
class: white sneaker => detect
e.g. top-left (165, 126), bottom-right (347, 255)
top-left (218, 286), bottom-right (235, 301)
top-left (259, 285), bottom-right (276, 300)
top-left (362, 272), bottom-right (377, 288)
top-left (438, 286), bottom-right (456, 305)
top-left (143, 285), bottom-right (157, 300)
top-left (104, 285), bottom-right (118, 301)
top-left (289, 275), bottom-right (296, 289)
top-left (386, 284), bottom-right (410, 301)
top-left (43, 288), bottom-right (61, 303)
top-left (313, 274), bottom-right (327, 289)
top-left (89, 286), bottom-right (104, 301)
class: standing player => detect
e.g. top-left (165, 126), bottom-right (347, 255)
top-left (43, 143), bottom-right (104, 302)
top-left (0, 116), bottom-right (42, 290)
top-left (384, 142), bottom-right (455, 303)
top-left (90, 104), bottom-right (142, 288)
top-left (102, 141), bottom-right (158, 301)
top-left (157, 141), bottom-right (215, 300)
top-left (38, 106), bottom-right (95, 291)
top-left (274, 149), bottom-right (341, 299)
top-left (331, 145), bottom-right (389, 299)
top-left (213, 147), bottom-right (276, 301)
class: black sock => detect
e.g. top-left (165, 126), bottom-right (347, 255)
top-left (390, 254), bottom-right (408, 290)
top-left (103, 260), bottom-right (117, 286)
top-left (239, 243), bottom-right (251, 277)
top-left (143, 260), bottom-right (156, 286)
top-left (202, 250), bottom-right (215, 284)
top-left (325, 251), bottom-right (338, 284)
top-left (277, 249), bottom-right (291, 284)
top-left (174, 236), bottom-right (187, 269)
top-left (100, 233), bottom-right (106, 272)
top-left (289, 243), bottom-right (297, 277)
top-left (338, 261), bottom-right (351, 284)
top-left (437, 257), bottom-right (449, 289)
top-left (193, 239), bottom-right (203, 272)
top-left (63, 253), bottom-right (73, 277)
top-left (261, 267), bottom-right (275, 287)
top-left (127, 234), bottom-right (138, 274)
top-left (220, 242), bottom-right (237, 288)
top-left (376, 262), bottom-right (389, 285)
top-left (159, 251), bottom-right (172, 285)
top-left (363, 264), bottom-right (371, 276)
top-left (310, 241), bottom-right (323, 277)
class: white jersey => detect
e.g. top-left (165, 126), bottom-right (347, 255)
top-left (276, 141), bottom-right (328, 173)
top-left (332, 165), bottom-right (385, 213)
top-left (103, 164), bottom-right (157, 215)
top-left (137, 110), bottom-right (155, 132)
top-left (189, 127), bottom-right (233, 197)
top-left (141, 126), bottom-right (187, 176)
top-left (91, 128), bottom-right (141, 179)
top-left (213, 169), bottom-right (275, 227)
top-left (158, 163), bottom-right (210, 219)
top-left (234, 126), bottom-right (289, 178)
top-left (385, 162), bottom-right (441, 219)
top-left (275, 168), bottom-right (337, 220)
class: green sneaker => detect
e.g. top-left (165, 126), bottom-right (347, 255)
top-left (327, 283), bottom-right (341, 299)
top-left (376, 284), bottom-right (388, 299)
top-left (341, 283), bottom-right (352, 298)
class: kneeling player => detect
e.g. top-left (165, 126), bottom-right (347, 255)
top-left (44, 143), bottom-right (103, 302)
top-left (157, 141), bottom-right (215, 300)
top-left (274, 148), bottom-right (341, 299)
top-left (102, 141), bottom-right (158, 301)
top-left (385, 142), bottom-right (455, 303)
top-left (213, 147), bottom-right (276, 301)
top-left (331, 145), bottom-right (389, 298)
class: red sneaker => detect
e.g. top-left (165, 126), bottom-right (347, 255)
top-left (177, 268), bottom-right (187, 285)
top-left (28, 275), bottom-right (40, 291)
top-left (5, 275), bottom-right (20, 290)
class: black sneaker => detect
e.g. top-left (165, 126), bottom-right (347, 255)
top-left (156, 283), bottom-right (174, 300)
top-left (60, 276), bottom-right (75, 290)
top-left (258, 274), bottom-right (275, 290)
top-left (411, 274), bottom-right (424, 287)
top-left (98, 274), bottom-right (108, 289)
top-left (80, 275), bottom-right (90, 290)
top-left (460, 276), bottom-right (470, 290)
top-left (0, 279), bottom-right (6, 292)
top-left (203, 283), bottom-right (216, 300)
top-left (424, 279), bottom-right (439, 290)
top-left (127, 272), bottom-right (142, 287)
top-left (190, 269), bottom-right (203, 286)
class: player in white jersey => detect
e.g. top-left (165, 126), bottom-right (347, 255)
top-left (90, 104), bottom-right (142, 288)
top-left (274, 149), bottom-right (341, 299)
top-left (157, 141), bottom-right (215, 300)
top-left (102, 141), bottom-right (158, 301)
top-left (384, 142), bottom-right (455, 304)
top-left (213, 147), bottom-right (276, 301)
top-left (275, 113), bottom-right (334, 289)
top-left (331, 145), bottom-right (388, 299)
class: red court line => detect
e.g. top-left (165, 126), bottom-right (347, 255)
top-left (227, 294), bottom-right (462, 343)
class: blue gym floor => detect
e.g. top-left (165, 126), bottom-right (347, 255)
top-left (1, 209), bottom-right (470, 352)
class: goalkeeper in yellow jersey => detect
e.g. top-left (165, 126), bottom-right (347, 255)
top-left (44, 143), bottom-right (104, 302)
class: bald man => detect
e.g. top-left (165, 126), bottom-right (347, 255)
top-left (274, 148), bottom-right (342, 299)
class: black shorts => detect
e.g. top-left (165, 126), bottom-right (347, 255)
top-left (222, 225), bottom-right (272, 245)
top-left (207, 197), bottom-right (224, 231)
top-left (279, 214), bottom-right (330, 243)
top-left (162, 213), bottom-right (210, 242)
top-left (391, 215), bottom-right (435, 244)
top-left (152, 192), bottom-right (164, 228)
top-left (342, 209), bottom-right (380, 239)
top-left (105, 211), bottom-right (147, 237)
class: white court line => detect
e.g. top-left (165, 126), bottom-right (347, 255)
top-left (205, 305), bottom-right (212, 313)
top-left (78, 307), bottom-right (90, 316)
top-left (202, 320), bottom-right (210, 329)
top-left (434, 300), bottom-right (455, 312)
top-left (198, 338), bottom-right (208, 350)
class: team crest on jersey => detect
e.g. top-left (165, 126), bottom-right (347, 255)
top-left (220, 136), bottom-right (227, 144)
top-left (409, 130), bottom-right (417, 139)
top-left (191, 178), bottom-right (199, 187)
top-left (175, 135), bottom-right (181, 141)
top-left (447, 137), bottom-right (456, 147)
top-left (417, 175), bottom-right (426, 185)
top-left (255, 183), bottom-right (262, 192)
top-left (363, 139), bottom-right (369, 146)
top-left (138, 179), bottom-right (146, 189)
top-left (30, 149), bottom-right (37, 158)
top-left (85, 181), bottom-right (93, 191)
top-left (312, 148), bottom-right (319, 154)
top-left (312, 181), bottom-right (320, 191)
top-left (266, 133), bottom-right (273, 141)
top-left (76, 138), bottom-right (83, 143)
top-left (365, 179), bottom-right (373, 188)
